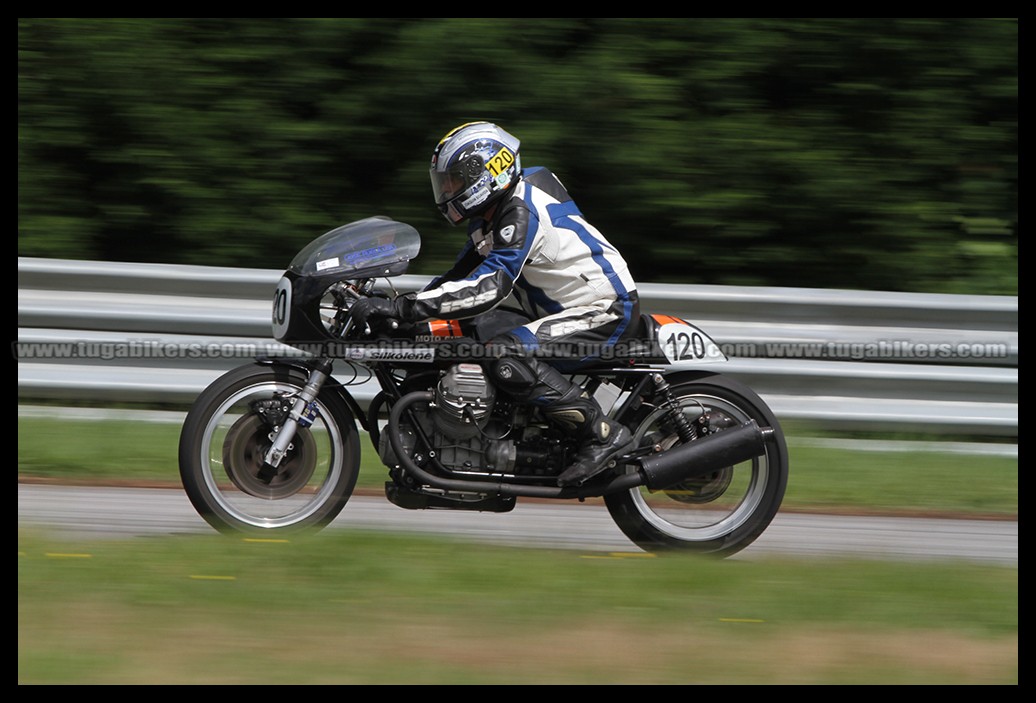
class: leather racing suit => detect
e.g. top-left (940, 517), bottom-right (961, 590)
top-left (400, 166), bottom-right (641, 486)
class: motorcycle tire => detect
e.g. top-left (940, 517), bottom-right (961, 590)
top-left (604, 371), bottom-right (788, 558)
top-left (179, 362), bottom-right (361, 535)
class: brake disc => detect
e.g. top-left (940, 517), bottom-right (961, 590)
top-left (221, 414), bottom-right (317, 499)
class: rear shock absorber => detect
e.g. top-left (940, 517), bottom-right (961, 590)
top-left (653, 374), bottom-right (700, 443)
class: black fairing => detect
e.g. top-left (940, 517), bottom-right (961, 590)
top-left (272, 217), bottom-right (421, 345)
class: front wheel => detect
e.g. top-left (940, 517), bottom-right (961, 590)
top-left (605, 372), bottom-right (788, 557)
top-left (178, 362), bottom-right (361, 535)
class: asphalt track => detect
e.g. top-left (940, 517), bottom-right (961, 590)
top-left (17, 483), bottom-right (1017, 566)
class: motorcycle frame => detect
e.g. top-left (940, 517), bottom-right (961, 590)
top-left (253, 353), bottom-right (771, 501)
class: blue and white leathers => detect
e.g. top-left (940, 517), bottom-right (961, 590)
top-left (410, 167), bottom-right (640, 356)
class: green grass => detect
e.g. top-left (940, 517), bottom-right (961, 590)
top-left (18, 527), bottom-right (1018, 684)
top-left (18, 412), bottom-right (1019, 684)
top-left (17, 415), bottom-right (1018, 517)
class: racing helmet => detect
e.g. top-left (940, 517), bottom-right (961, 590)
top-left (429, 121), bottom-right (522, 225)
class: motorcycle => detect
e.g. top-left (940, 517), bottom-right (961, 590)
top-left (178, 216), bottom-right (788, 557)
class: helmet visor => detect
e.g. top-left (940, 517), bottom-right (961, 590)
top-left (430, 169), bottom-right (465, 205)
top-left (430, 155), bottom-right (484, 205)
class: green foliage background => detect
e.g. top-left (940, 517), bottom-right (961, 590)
top-left (18, 18), bottom-right (1017, 294)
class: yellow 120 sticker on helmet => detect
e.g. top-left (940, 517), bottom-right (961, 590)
top-left (486, 147), bottom-right (515, 179)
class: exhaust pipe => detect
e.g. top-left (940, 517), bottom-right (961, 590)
top-left (637, 420), bottom-right (770, 491)
top-left (387, 391), bottom-right (772, 499)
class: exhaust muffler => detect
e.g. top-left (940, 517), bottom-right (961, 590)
top-left (636, 420), bottom-right (770, 491)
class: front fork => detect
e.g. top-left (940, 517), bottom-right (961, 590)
top-left (259, 358), bottom-right (334, 478)
top-left (258, 277), bottom-right (375, 479)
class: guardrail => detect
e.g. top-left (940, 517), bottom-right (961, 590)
top-left (16, 257), bottom-right (1018, 438)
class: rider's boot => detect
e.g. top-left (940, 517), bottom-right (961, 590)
top-left (546, 394), bottom-right (635, 487)
top-left (490, 356), bottom-right (635, 487)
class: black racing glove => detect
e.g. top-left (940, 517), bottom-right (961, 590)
top-left (348, 294), bottom-right (417, 329)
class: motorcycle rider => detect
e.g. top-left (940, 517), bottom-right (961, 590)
top-left (349, 121), bottom-right (640, 487)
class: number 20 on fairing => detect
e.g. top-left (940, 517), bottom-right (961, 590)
top-left (272, 276), bottom-right (293, 339)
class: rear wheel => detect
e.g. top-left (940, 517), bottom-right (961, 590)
top-left (605, 372), bottom-right (788, 557)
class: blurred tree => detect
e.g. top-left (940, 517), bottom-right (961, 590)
top-left (17, 18), bottom-right (1017, 294)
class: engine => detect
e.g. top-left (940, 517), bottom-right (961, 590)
top-left (432, 363), bottom-right (496, 439)
top-left (378, 363), bottom-right (571, 477)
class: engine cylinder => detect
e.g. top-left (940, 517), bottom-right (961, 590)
top-left (433, 363), bottom-right (496, 439)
